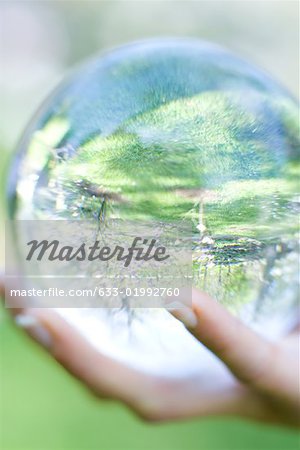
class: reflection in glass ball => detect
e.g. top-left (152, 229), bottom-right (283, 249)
top-left (9, 39), bottom-right (299, 377)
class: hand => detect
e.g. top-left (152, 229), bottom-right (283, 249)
top-left (1, 282), bottom-right (299, 427)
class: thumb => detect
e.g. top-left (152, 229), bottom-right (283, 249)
top-left (171, 289), bottom-right (274, 390)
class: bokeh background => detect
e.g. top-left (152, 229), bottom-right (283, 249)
top-left (0, 1), bottom-right (299, 449)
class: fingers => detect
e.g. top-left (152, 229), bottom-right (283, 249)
top-left (0, 278), bottom-right (252, 421)
top-left (171, 289), bottom-right (274, 388)
top-left (3, 279), bottom-right (299, 426)
top-left (12, 305), bottom-right (174, 422)
top-left (14, 309), bottom-right (153, 401)
top-left (0, 276), bottom-right (156, 411)
top-left (171, 289), bottom-right (300, 422)
top-left (1, 293), bottom-right (245, 422)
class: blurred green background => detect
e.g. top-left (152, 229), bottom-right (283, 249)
top-left (0, 1), bottom-right (299, 449)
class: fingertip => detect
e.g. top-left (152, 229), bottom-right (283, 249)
top-left (169, 289), bottom-right (219, 329)
top-left (170, 307), bottom-right (198, 329)
top-left (14, 311), bottom-right (53, 349)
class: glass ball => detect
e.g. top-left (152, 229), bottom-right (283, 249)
top-left (8, 39), bottom-right (299, 377)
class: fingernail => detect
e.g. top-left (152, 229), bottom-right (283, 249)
top-left (171, 308), bottom-right (198, 329)
top-left (15, 314), bottom-right (52, 349)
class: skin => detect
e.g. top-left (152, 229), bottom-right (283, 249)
top-left (1, 282), bottom-right (299, 428)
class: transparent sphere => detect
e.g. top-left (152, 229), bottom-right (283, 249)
top-left (8, 39), bottom-right (299, 377)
